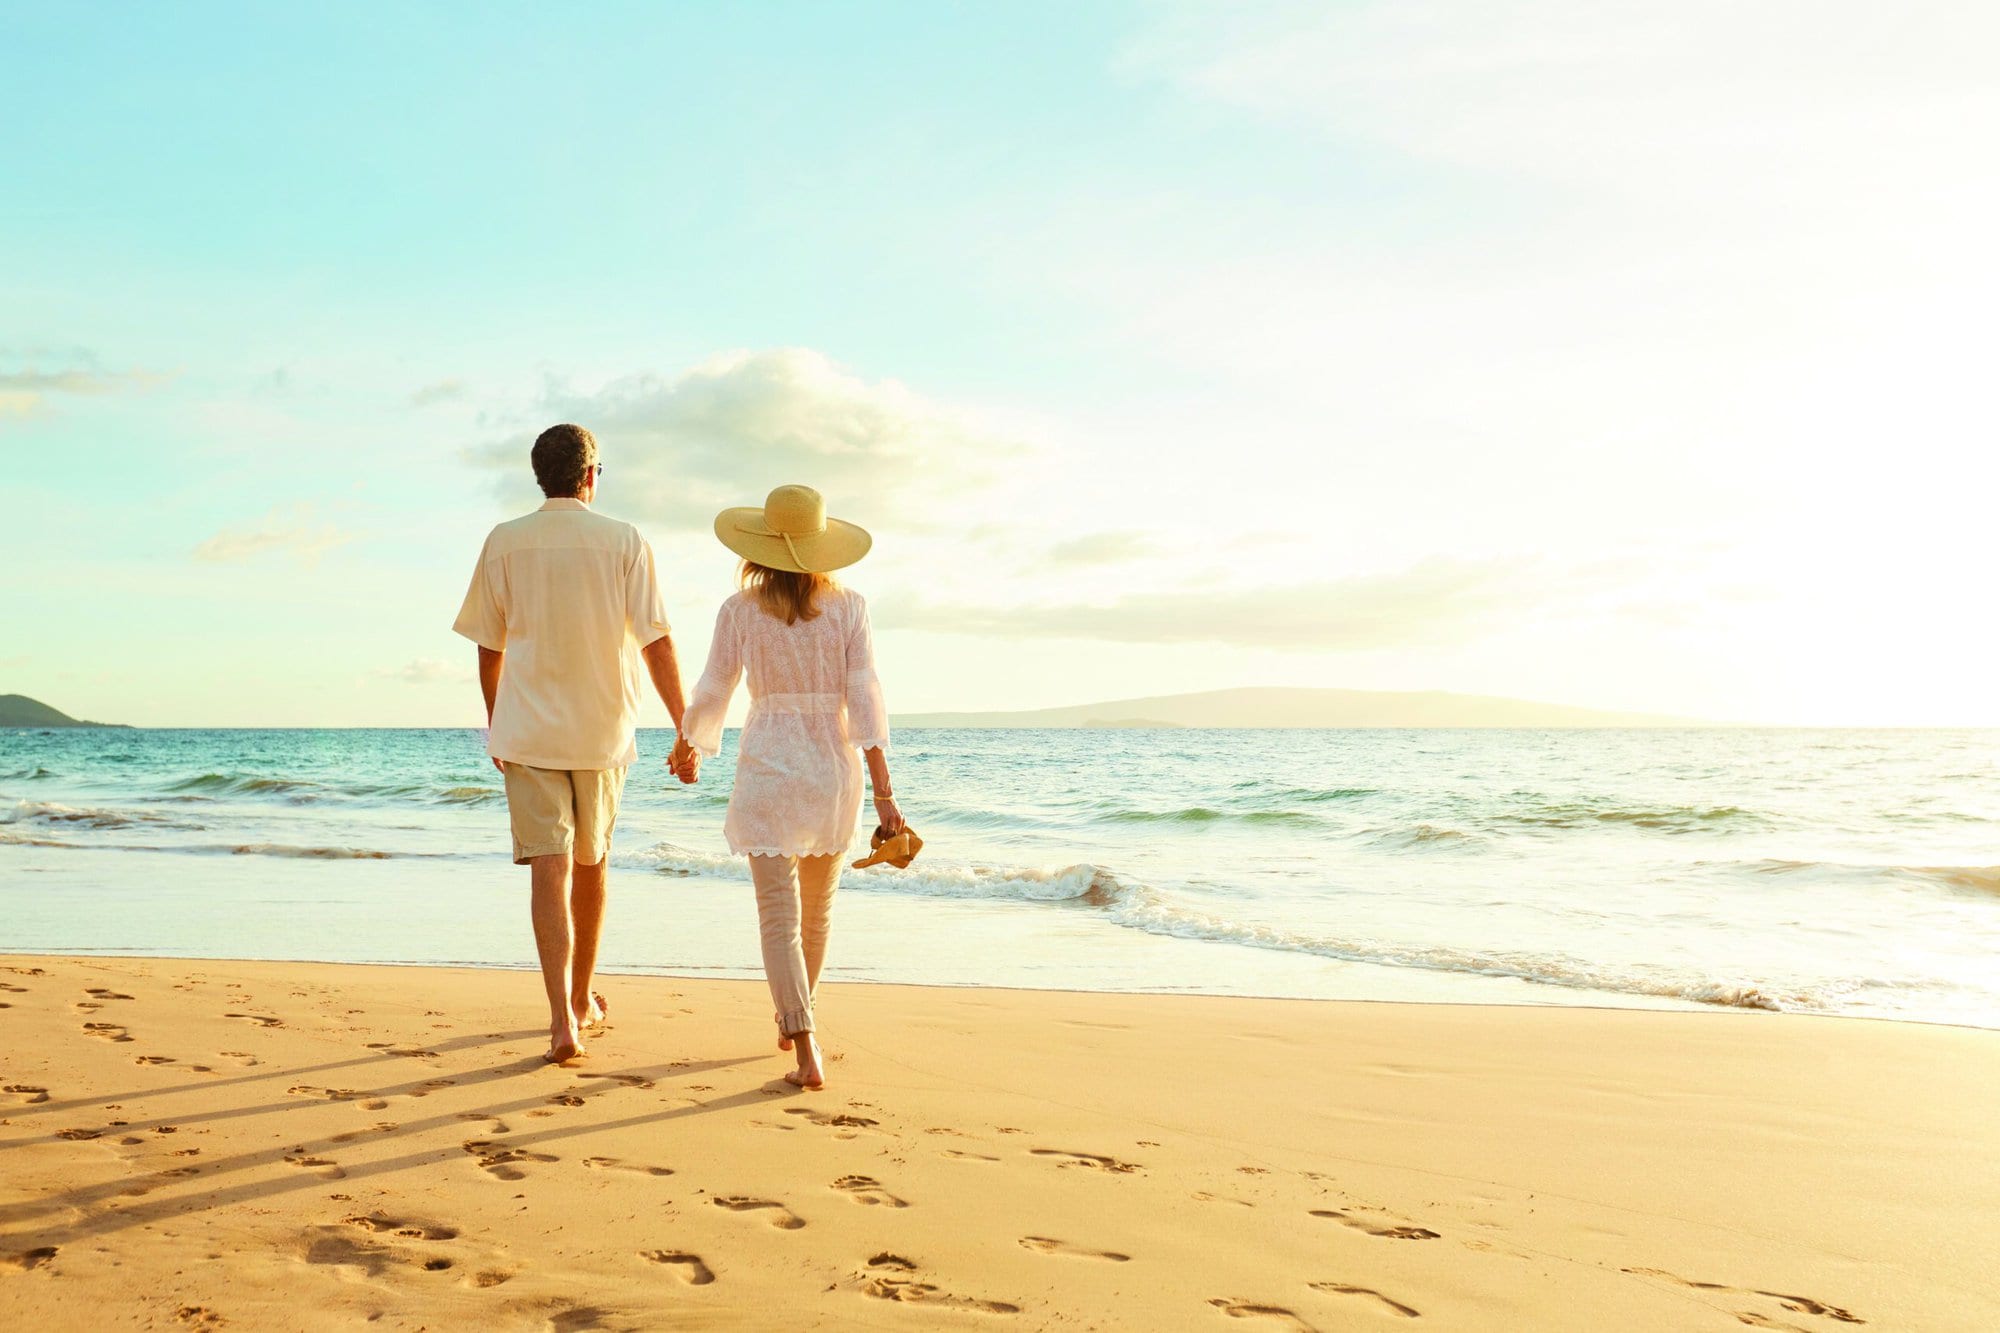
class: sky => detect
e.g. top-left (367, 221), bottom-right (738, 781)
top-left (3, 1), bottom-right (1997, 727)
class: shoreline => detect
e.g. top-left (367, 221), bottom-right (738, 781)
top-left (4, 953), bottom-right (1997, 1329)
top-left (0, 945), bottom-right (1778, 1022)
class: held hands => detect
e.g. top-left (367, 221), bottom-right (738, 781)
top-left (668, 736), bottom-right (701, 785)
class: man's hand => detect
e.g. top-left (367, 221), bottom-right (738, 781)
top-left (669, 736), bottom-right (701, 785)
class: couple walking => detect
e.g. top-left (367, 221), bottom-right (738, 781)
top-left (451, 424), bottom-right (901, 1090)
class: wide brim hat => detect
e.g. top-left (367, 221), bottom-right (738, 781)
top-left (714, 484), bottom-right (872, 574)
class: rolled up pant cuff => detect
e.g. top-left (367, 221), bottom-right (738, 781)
top-left (776, 1007), bottom-right (814, 1036)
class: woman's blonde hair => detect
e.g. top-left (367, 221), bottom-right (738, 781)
top-left (740, 560), bottom-right (836, 625)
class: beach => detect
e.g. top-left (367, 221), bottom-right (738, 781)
top-left (3, 955), bottom-right (1995, 1330)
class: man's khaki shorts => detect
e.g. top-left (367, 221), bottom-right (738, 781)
top-left (501, 764), bottom-right (629, 865)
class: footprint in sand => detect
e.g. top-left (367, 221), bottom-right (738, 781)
top-left (4, 1246), bottom-right (60, 1272)
top-left (218, 1051), bottom-right (261, 1067)
top-left (300, 1227), bottom-right (457, 1277)
top-left (0, 982), bottom-right (28, 993)
top-left (711, 1196), bottom-right (806, 1230)
top-left (287, 1085), bottom-right (363, 1101)
top-left (1194, 1192), bottom-right (1255, 1208)
top-left (454, 1112), bottom-right (512, 1134)
top-left (57, 1127), bottom-right (104, 1141)
top-left (1208, 1299), bottom-right (1317, 1330)
top-left (225, 1013), bottom-right (283, 1028)
top-left (1029, 1148), bottom-right (1141, 1174)
top-left (83, 1022), bottom-right (135, 1043)
top-left (462, 1139), bottom-right (557, 1181)
top-left (641, 1251), bottom-right (715, 1285)
top-left (1308, 1282), bottom-right (1420, 1319)
top-left (547, 1093), bottom-right (587, 1108)
top-left (583, 1157), bottom-right (675, 1177)
top-left (857, 1254), bottom-right (1018, 1314)
top-left (3, 1085), bottom-right (50, 1105)
top-left (944, 1149), bottom-right (1001, 1162)
top-left (1310, 1209), bottom-right (1439, 1241)
top-left (344, 1213), bottom-right (458, 1241)
top-left (285, 1153), bottom-right (348, 1180)
top-left (783, 1106), bottom-right (879, 1132)
top-left (86, 988), bottom-right (134, 1000)
top-left (1019, 1237), bottom-right (1129, 1262)
top-left (832, 1175), bottom-right (908, 1208)
top-left (1622, 1266), bottom-right (1863, 1326)
top-left (174, 1305), bottom-right (224, 1329)
top-left (117, 1164), bottom-right (205, 1197)
top-left (592, 1072), bottom-right (656, 1090)
top-left (134, 1055), bottom-right (176, 1066)
top-left (328, 1122), bottom-right (399, 1144)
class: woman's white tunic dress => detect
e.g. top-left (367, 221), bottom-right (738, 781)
top-left (678, 588), bottom-right (890, 858)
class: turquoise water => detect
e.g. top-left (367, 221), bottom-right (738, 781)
top-left (3, 727), bottom-right (1998, 1026)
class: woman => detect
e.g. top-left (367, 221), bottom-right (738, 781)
top-left (672, 484), bottom-right (902, 1090)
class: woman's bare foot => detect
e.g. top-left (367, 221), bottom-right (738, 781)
top-left (783, 1033), bottom-right (824, 1090)
top-left (546, 1018), bottom-right (586, 1064)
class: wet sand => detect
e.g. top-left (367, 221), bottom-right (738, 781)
top-left (1, 954), bottom-right (1996, 1330)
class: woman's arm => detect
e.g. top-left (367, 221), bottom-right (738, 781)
top-left (844, 593), bottom-right (899, 830)
top-left (864, 746), bottom-right (903, 835)
top-left (677, 601), bottom-right (743, 768)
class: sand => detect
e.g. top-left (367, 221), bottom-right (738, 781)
top-left (1, 955), bottom-right (1995, 1331)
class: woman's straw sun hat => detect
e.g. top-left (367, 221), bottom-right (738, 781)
top-left (715, 485), bottom-right (872, 574)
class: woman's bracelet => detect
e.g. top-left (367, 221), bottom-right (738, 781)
top-left (872, 791), bottom-right (895, 802)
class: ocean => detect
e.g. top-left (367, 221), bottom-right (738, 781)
top-left (3, 727), bottom-right (1996, 1028)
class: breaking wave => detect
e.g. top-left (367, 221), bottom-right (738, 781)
top-left (5, 800), bottom-right (203, 831)
top-left (621, 840), bottom-right (1792, 1011)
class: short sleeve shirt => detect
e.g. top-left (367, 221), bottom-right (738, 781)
top-left (452, 498), bottom-right (671, 770)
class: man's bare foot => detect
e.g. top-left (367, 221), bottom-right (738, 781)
top-left (575, 991), bottom-right (609, 1031)
top-left (776, 1013), bottom-right (791, 1052)
top-left (783, 1034), bottom-right (824, 1090)
top-left (546, 1019), bottom-right (586, 1064)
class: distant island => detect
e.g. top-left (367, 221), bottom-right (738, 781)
top-left (891, 686), bottom-right (1706, 729)
top-left (0, 694), bottom-right (129, 728)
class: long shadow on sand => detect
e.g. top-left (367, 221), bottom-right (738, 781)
top-left (0, 1049), bottom-right (772, 1245)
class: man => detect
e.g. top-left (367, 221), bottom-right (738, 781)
top-left (453, 423), bottom-right (702, 1063)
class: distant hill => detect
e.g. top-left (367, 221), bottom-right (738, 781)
top-left (0, 694), bottom-right (129, 728)
top-left (892, 686), bottom-right (1706, 729)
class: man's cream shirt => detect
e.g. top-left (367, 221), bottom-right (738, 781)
top-left (452, 498), bottom-right (672, 771)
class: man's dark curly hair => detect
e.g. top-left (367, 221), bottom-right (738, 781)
top-left (531, 423), bottom-right (598, 498)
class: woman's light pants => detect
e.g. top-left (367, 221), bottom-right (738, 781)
top-left (748, 853), bottom-right (840, 1036)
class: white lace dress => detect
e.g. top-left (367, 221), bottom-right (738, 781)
top-left (678, 587), bottom-right (890, 858)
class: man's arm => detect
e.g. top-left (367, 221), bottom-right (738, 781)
top-left (478, 646), bottom-right (504, 773)
top-left (641, 634), bottom-right (687, 730)
top-left (641, 634), bottom-right (700, 783)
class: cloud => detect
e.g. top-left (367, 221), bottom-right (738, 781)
top-left (377, 658), bottom-right (473, 685)
top-left (0, 357), bottom-right (171, 419)
top-left (411, 378), bottom-right (465, 407)
top-left (875, 549), bottom-right (1728, 650)
top-left (468, 348), bottom-right (1027, 533)
top-left (192, 506), bottom-right (353, 565)
top-left (879, 557), bottom-right (1531, 649)
top-left (1045, 532), bottom-right (1160, 566)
